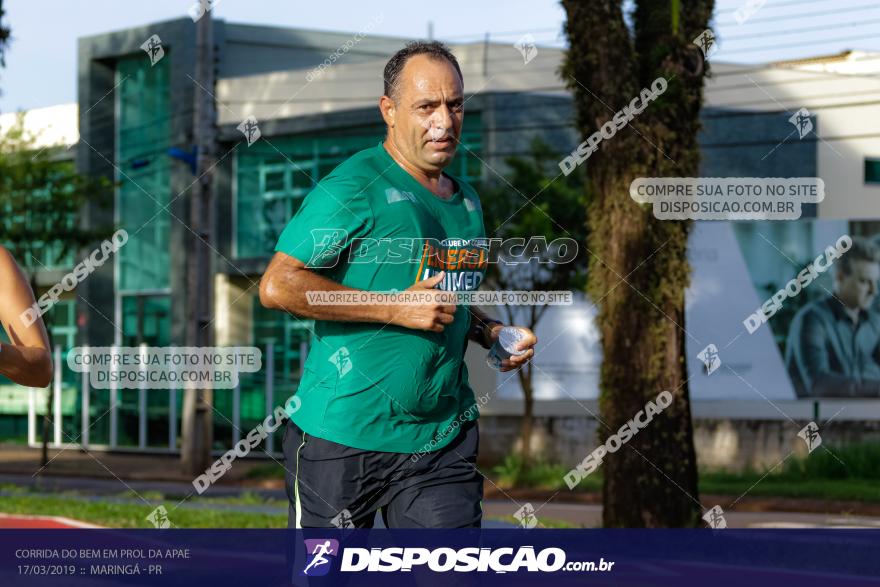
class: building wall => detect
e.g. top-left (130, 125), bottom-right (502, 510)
top-left (704, 56), bottom-right (880, 220)
top-left (817, 110), bottom-right (880, 219)
top-left (214, 274), bottom-right (253, 347)
top-left (0, 103), bottom-right (79, 149)
top-left (481, 92), bottom-right (578, 175)
top-left (220, 21), bottom-right (403, 80)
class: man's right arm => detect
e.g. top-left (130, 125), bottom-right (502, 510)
top-left (259, 252), bottom-right (456, 333)
top-left (0, 246), bottom-right (53, 388)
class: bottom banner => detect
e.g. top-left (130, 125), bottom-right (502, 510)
top-left (1, 529), bottom-right (879, 586)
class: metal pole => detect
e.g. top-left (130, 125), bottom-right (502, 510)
top-left (232, 347), bottom-right (240, 446)
top-left (169, 345), bottom-right (178, 452)
top-left (169, 387), bottom-right (177, 451)
top-left (138, 343), bottom-right (147, 449)
top-left (27, 388), bottom-right (36, 447)
top-left (265, 342), bottom-right (275, 454)
top-left (53, 346), bottom-right (62, 446)
top-left (81, 345), bottom-right (90, 449)
top-left (110, 344), bottom-right (118, 448)
top-left (181, 0), bottom-right (217, 475)
top-left (482, 32), bottom-right (490, 78)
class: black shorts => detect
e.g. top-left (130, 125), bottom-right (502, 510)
top-left (282, 419), bottom-right (483, 529)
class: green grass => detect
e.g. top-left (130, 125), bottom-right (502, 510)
top-left (491, 454), bottom-right (602, 493)
top-left (781, 442), bottom-right (880, 480)
top-left (490, 444), bottom-right (880, 503)
top-left (699, 443), bottom-right (880, 502)
top-left (208, 491), bottom-right (285, 507)
top-left (699, 474), bottom-right (880, 502)
top-left (0, 493), bottom-right (287, 528)
top-left (243, 463), bottom-right (285, 480)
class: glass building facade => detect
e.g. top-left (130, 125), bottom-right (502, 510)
top-left (0, 30), bottom-right (487, 453)
top-left (234, 117), bottom-right (483, 259)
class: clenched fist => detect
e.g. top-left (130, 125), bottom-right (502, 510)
top-left (389, 271), bottom-right (457, 332)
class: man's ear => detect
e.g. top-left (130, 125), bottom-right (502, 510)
top-left (379, 95), bottom-right (395, 128)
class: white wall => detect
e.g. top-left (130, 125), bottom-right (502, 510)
top-left (0, 103), bottom-right (78, 149)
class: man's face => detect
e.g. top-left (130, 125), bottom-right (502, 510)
top-left (385, 54), bottom-right (463, 173)
top-left (837, 260), bottom-right (880, 310)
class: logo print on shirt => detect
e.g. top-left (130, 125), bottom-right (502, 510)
top-left (385, 188), bottom-right (417, 204)
top-left (416, 238), bottom-right (488, 292)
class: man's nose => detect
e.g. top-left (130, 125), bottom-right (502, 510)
top-left (435, 104), bottom-right (453, 129)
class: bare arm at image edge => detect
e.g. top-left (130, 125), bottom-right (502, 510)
top-left (0, 246), bottom-right (53, 388)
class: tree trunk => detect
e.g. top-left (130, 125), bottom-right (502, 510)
top-left (594, 185), bottom-right (699, 526)
top-left (562, 0), bottom-right (712, 527)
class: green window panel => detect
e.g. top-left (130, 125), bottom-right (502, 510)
top-left (116, 54), bottom-right (172, 292)
top-left (235, 116), bottom-right (483, 259)
top-left (85, 387), bottom-right (111, 446)
top-left (49, 299), bottom-right (77, 350)
top-left (0, 300), bottom-right (79, 442)
top-left (866, 158), bottom-right (880, 185)
top-left (118, 294), bottom-right (172, 448)
top-left (121, 295), bottom-right (171, 347)
top-left (212, 388), bottom-right (234, 450)
top-left (252, 304), bottom-right (312, 390)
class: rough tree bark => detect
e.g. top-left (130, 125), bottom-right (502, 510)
top-left (561, 0), bottom-right (713, 527)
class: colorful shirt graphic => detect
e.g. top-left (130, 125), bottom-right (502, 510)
top-left (417, 237), bottom-right (488, 291)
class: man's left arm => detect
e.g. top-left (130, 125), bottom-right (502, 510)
top-left (467, 306), bottom-right (537, 372)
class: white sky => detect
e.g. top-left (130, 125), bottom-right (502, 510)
top-left (1, 0), bottom-right (879, 112)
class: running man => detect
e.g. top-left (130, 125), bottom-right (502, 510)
top-left (260, 41), bottom-right (536, 528)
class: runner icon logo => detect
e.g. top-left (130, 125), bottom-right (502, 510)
top-left (697, 344), bottom-right (721, 375)
top-left (703, 505), bottom-right (727, 529)
top-left (798, 422), bottom-right (822, 453)
top-left (302, 539), bottom-right (340, 576)
top-left (329, 347), bottom-right (353, 378)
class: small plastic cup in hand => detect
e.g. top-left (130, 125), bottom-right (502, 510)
top-left (487, 326), bottom-right (528, 370)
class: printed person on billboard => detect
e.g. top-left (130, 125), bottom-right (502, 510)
top-left (0, 246), bottom-right (53, 387)
top-left (785, 237), bottom-right (880, 397)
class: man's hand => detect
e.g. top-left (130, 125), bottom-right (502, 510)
top-left (389, 271), bottom-right (457, 332)
top-left (492, 325), bottom-right (537, 372)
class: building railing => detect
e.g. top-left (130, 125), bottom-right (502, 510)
top-left (24, 342), bottom-right (299, 458)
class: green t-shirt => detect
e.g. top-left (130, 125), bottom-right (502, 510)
top-left (273, 143), bottom-right (488, 453)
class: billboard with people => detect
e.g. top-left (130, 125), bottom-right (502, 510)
top-left (687, 219), bottom-right (880, 399)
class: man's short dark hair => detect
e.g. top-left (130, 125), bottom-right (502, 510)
top-left (840, 236), bottom-right (880, 276)
top-left (383, 41), bottom-right (463, 100)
